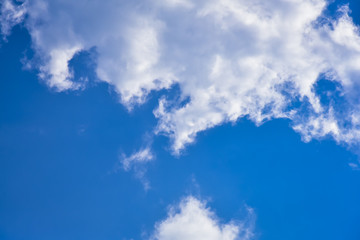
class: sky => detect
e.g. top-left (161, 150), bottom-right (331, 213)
top-left (1, 0), bottom-right (360, 239)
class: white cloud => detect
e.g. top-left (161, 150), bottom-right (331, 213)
top-left (0, 0), bottom-right (27, 38)
top-left (151, 196), bottom-right (254, 240)
top-left (3, 0), bottom-right (360, 153)
top-left (119, 147), bottom-right (154, 190)
top-left (121, 147), bottom-right (154, 172)
top-left (38, 45), bottom-right (83, 91)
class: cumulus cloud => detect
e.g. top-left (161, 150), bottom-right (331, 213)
top-left (3, 0), bottom-right (360, 153)
top-left (151, 196), bottom-right (254, 240)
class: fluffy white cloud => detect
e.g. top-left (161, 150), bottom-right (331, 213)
top-left (151, 196), bottom-right (254, 240)
top-left (3, 0), bottom-right (360, 153)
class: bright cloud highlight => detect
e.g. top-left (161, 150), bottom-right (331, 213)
top-left (151, 196), bottom-right (254, 240)
top-left (3, 0), bottom-right (360, 153)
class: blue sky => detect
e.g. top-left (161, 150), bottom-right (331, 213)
top-left (1, 0), bottom-right (360, 239)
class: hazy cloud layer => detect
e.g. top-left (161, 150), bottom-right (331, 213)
top-left (151, 196), bottom-right (254, 240)
top-left (3, 0), bottom-right (360, 152)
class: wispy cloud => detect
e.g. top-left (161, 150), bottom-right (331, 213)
top-left (349, 162), bottom-right (360, 170)
top-left (118, 147), bottom-right (154, 190)
top-left (0, 0), bottom-right (27, 39)
top-left (121, 147), bottom-right (154, 171)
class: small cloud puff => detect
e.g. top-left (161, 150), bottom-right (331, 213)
top-left (151, 196), bottom-right (254, 240)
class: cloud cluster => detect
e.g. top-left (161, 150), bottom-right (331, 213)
top-left (151, 196), bottom-right (254, 240)
top-left (3, 0), bottom-right (360, 152)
